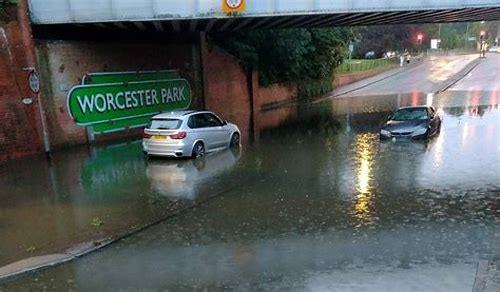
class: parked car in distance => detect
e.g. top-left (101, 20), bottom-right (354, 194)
top-left (143, 110), bottom-right (241, 158)
top-left (380, 106), bottom-right (441, 140)
top-left (384, 51), bottom-right (396, 58)
top-left (365, 51), bottom-right (376, 59)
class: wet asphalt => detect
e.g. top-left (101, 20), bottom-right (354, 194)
top-left (1, 55), bottom-right (499, 291)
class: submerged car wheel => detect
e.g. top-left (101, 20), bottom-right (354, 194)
top-left (230, 133), bottom-right (240, 148)
top-left (192, 142), bottom-right (205, 158)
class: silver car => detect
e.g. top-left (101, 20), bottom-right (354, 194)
top-left (142, 110), bottom-right (241, 158)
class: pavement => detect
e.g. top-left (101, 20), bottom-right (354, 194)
top-left (1, 53), bottom-right (499, 290)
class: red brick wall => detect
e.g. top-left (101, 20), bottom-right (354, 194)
top-left (201, 36), bottom-right (297, 143)
top-left (254, 82), bottom-right (298, 139)
top-left (0, 20), bottom-right (44, 161)
top-left (333, 65), bottom-right (397, 88)
top-left (36, 40), bottom-right (200, 148)
top-left (1, 27), bottom-right (298, 161)
top-left (201, 37), bottom-right (253, 143)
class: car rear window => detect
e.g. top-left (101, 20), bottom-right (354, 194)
top-left (148, 119), bottom-right (182, 130)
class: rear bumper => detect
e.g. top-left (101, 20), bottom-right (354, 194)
top-left (142, 139), bottom-right (192, 157)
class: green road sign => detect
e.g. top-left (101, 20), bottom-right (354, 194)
top-left (92, 116), bottom-right (153, 133)
top-left (67, 79), bottom-right (191, 127)
top-left (82, 70), bottom-right (179, 85)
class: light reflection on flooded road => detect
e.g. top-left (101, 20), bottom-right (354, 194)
top-left (353, 133), bottom-right (377, 225)
top-left (1, 89), bottom-right (500, 290)
top-left (0, 144), bottom-right (241, 267)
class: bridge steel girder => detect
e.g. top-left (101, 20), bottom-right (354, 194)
top-left (310, 13), bottom-right (366, 27)
top-left (28, 0), bottom-right (500, 24)
top-left (386, 8), bottom-right (488, 24)
top-left (28, 0), bottom-right (500, 33)
top-left (342, 12), bottom-right (402, 26)
top-left (232, 18), bottom-right (254, 31)
top-left (361, 11), bottom-right (437, 25)
top-left (248, 17), bottom-right (275, 30)
top-left (336, 13), bottom-right (387, 26)
top-left (260, 16), bottom-right (294, 30)
top-left (384, 10), bottom-right (458, 24)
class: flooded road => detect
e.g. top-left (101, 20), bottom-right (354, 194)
top-left (0, 141), bottom-right (241, 268)
top-left (330, 54), bottom-right (478, 97)
top-left (2, 87), bottom-right (499, 290)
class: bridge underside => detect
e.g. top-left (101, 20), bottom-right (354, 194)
top-left (33, 7), bottom-right (500, 35)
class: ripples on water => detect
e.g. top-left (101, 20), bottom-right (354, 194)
top-left (1, 91), bottom-right (499, 290)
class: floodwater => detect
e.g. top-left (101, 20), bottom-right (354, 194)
top-left (0, 140), bottom-right (241, 267)
top-left (1, 90), bottom-right (500, 290)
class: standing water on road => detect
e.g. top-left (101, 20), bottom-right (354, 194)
top-left (2, 90), bottom-right (499, 290)
top-left (0, 142), bottom-right (241, 268)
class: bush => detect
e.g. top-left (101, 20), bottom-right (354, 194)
top-left (212, 28), bottom-right (351, 90)
top-left (0, 0), bottom-right (17, 20)
top-left (298, 77), bottom-right (333, 99)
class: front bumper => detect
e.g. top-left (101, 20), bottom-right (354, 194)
top-left (380, 130), bottom-right (428, 140)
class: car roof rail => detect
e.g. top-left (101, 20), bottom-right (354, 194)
top-left (182, 110), bottom-right (197, 116)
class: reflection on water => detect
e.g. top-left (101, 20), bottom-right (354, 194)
top-left (0, 143), bottom-right (240, 267)
top-left (354, 133), bottom-right (377, 225)
top-left (146, 149), bottom-right (241, 200)
top-left (1, 90), bottom-right (500, 290)
top-left (426, 93), bottom-right (434, 106)
top-left (461, 121), bottom-right (470, 147)
top-left (432, 125), bottom-right (445, 168)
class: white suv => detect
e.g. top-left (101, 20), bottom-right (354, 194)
top-left (142, 110), bottom-right (241, 158)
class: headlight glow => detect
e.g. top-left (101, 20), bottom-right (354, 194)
top-left (380, 129), bottom-right (391, 136)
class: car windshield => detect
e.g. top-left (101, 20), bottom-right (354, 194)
top-left (148, 119), bottom-right (182, 130)
top-left (391, 108), bottom-right (428, 121)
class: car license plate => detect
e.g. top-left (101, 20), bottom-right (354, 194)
top-left (152, 135), bottom-right (167, 140)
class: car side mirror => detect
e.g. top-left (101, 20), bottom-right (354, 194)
top-left (223, 120), bottom-right (228, 126)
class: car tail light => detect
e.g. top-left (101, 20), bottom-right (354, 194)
top-left (143, 132), bottom-right (152, 139)
top-left (169, 131), bottom-right (187, 140)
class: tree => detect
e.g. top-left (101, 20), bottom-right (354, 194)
top-left (211, 28), bottom-right (352, 87)
top-left (0, 0), bottom-right (17, 20)
top-left (352, 24), bottom-right (437, 57)
top-left (351, 22), bottom-right (499, 55)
